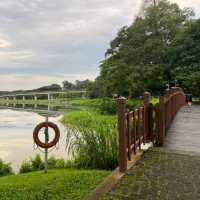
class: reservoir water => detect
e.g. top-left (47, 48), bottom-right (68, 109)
top-left (0, 106), bottom-right (68, 171)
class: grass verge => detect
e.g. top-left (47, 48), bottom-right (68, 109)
top-left (0, 168), bottom-right (110, 200)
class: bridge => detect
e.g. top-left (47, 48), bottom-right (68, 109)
top-left (0, 90), bottom-right (86, 101)
top-left (100, 87), bottom-right (200, 200)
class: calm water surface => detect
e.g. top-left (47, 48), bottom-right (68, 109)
top-left (0, 108), bottom-right (67, 170)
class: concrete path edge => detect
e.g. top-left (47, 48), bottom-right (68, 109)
top-left (86, 151), bottom-right (143, 200)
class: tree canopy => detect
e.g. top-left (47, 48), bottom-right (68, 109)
top-left (88, 0), bottom-right (198, 98)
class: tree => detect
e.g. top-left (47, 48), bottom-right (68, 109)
top-left (171, 19), bottom-right (200, 97)
top-left (35, 84), bottom-right (62, 91)
top-left (89, 0), bottom-right (193, 98)
top-left (62, 81), bottom-right (75, 91)
top-left (75, 80), bottom-right (90, 90)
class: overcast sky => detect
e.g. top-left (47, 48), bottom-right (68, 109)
top-left (0, 0), bottom-right (199, 91)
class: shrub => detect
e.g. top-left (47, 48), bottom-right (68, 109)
top-left (20, 160), bottom-right (32, 173)
top-left (31, 154), bottom-right (44, 171)
top-left (20, 155), bottom-right (66, 173)
top-left (64, 111), bottom-right (118, 170)
top-left (0, 159), bottom-right (13, 176)
top-left (47, 156), bottom-right (57, 169)
top-left (65, 160), bottom-right (76, 168)
top-left (55, 159), bottom-right (65, 168)
top-left (99, 98), bottom-right (142, 115)
top-left (99, 98), bottom-right (117, 115)
top-left (127, 99), bottom-right (142, 110)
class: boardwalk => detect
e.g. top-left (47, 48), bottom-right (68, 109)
top-left (102, 148), bottom-right (200, 200)
top-left (164, 105), bottom-right (200, 153)
top-left (102, 104), bottom-right (200, 200)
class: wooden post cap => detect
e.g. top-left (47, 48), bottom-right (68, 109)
top-left (117, 97), bottom-right (126, 104)
top-left (144, 91), bottom-right (151, 105)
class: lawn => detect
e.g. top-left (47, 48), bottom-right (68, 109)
top-left (0, 169), bottom-right (110, 200)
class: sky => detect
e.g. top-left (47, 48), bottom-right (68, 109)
top-left (0, 0), bottom-right (199, 91)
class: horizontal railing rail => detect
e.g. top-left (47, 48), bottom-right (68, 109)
top-left (117, 87), bottom-right (186, 172)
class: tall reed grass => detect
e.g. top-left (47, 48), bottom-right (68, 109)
top-left (62, 110), bottom-right (118, 170)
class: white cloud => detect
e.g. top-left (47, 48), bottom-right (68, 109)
top-left (0, 0), bottom-right (199, 90)
top-left (170, 0), bottom-right (200, 16)
top-left (0, 72), bottom-right (98, 91)
top-left (0, 51), bottom-right (34, 62)
top-left (0, 39), bottom-right (11, 48)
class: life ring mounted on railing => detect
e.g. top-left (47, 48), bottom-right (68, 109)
top-left (33, 121), bottom-right (60, 149)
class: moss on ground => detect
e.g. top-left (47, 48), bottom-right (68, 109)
top-left (102, 148), bottom-right (200, 200)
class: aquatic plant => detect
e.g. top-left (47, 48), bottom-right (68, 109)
top-left (62, 110), bottom-right (118, 169)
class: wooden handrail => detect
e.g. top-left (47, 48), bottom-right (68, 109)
top-left (117, 87), bottom-right (186, 172)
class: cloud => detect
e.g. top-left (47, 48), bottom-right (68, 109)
top-left (0, 73), bottom-right (98, 91)
top-left (0, 39), bottom-right (11, 48)
top-left (170, 0), bottom-right (200, 16)
top-left (0, 0), bottom-right (143, 91)
top-left (0, 0), bottom-right (199, 90)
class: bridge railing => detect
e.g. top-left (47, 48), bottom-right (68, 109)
top-left (117, 87), bottom-right (186, 172)
top-left (158, 87), bottom-right (186, 145)
top-left (117, 97), bottom-right (146, 172)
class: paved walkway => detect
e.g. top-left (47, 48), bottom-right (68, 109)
top-left (102, 148), bottom-right (200, 200)
top-left (102, 105), bottom-right (200, 200)
top-left (164, 105), bottom-right (200, 153)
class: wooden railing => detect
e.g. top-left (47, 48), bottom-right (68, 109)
top-left (157, 87), bottom-right (186, 146)
top-left (117, 87), bottom-right (186, 172)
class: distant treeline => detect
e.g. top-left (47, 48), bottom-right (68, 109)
top-left (0, 80), bottom-right (90, 95)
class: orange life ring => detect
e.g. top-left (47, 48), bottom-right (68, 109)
top-left (33, 122), bottom-right (60, 149)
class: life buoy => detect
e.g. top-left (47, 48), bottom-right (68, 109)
top-left (33, 122), bottom-right (60, 149)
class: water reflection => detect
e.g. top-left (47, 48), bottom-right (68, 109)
top-left (0, 107), bottom-right (68, 171)
top-left (0, 102), bottom-right (72, 115)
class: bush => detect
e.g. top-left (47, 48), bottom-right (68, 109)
top-left (20, 155), bottom-right (66, 173)
top-left (55, 159), bottom-right (65, 168)
top-left (47, 156), bottom-right (57, 169)
top-left (99, 98), bottom-right (117, 115)
top-left (0, 159), bottom-right (12, 176)
top-left (20, 160), bottom-right (32, 173)
top-left (127, 99), bottom-right (142, 110)
top-left (31, 154), bottom-right (44, 171)
top-left (64, 110), bottom-right (118, 170)
top-left (99, 98), bottom-right (142, 115)
top-left (48, 157), bottom-right (66, 169)
top-left (65, 160), bottom-right (76, 168)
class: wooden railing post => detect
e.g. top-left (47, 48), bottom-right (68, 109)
top-left (117, 97), bottom-right (127, 172)
top-left (144, 91), bottom-right (151, 141)
top-left (158, 96), bottom-right (165, 146)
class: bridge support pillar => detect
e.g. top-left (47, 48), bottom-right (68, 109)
top-left (48, 93), bottom-right (51, 101)
top-left (23, 96), bottom-right (26, 101)
top-left (34, 96), bottom-right (37, 101)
